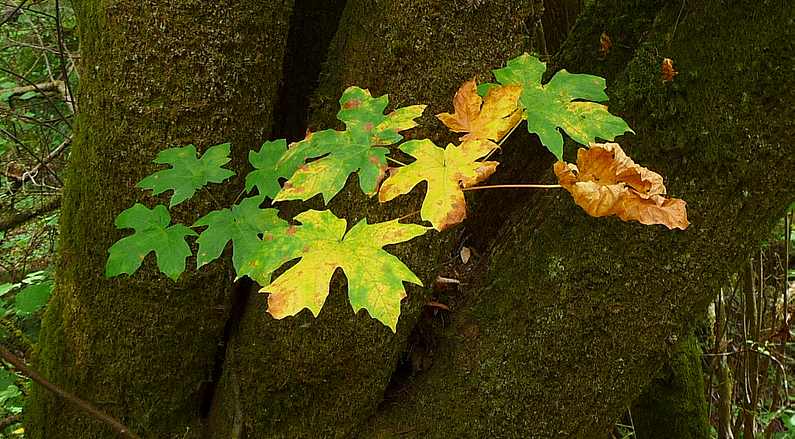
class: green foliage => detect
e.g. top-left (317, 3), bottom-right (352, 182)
top-left (137, 143), bottom-right (236, 207)
top-left (0, 270), bottom-right (53, 319)
top-left (105, 204), bottom-right (197, 281)
top-left (259, 210), bottom-right (427, 331)
top-left (193, 195), bottom-right (287, 271)
top-left (486, 53), bottom-right (633, 160)
top-left (274, 86), bottom-right (426, 203)
top-left (106, 53), bottom-right (640, 330)
top-left (245, 139), bottom-right (302, 199)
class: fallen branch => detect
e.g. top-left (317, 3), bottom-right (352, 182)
top-left (1, 80), bottom-right (64, 98)
top-left (0, 414), bottom-right (21, 430)
top-left (0, 196), bottom-right (60, 232)
top-left (0, 346), bottom-right (141, 439)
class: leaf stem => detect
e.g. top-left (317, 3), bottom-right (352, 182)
top-left (386, 156), bottom-right (407, 167)
top-left (398, 210), bottom-right (420, 221)
top-left (484, 118), bottom-right (523, 160)
top-left (462, 184), bottom-right (562, 191)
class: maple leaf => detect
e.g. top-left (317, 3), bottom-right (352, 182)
top-left (274, 86), bottom-right (426, 204)
top-left (137, 143), bottom-right (236, 207)
top-left (192, 195), bottom-right (289, 272)
top-left (258, 209), bottom-right (428, 331)
top-left (436, 79), bottom-right (522, 142)
top-left (378, 139), bottom-right (499, 231)
top-left (245, 139), bottom-right (309, 199)
top-left (106, 204), bottom-right (198, 281)
top-left (489, 53), bottom-right (633, 160)
top-left (554, 142), bottom-right (689, 230)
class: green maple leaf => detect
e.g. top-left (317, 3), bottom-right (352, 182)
top-left (138, 143), bottom-right (236, 207)
top-left (257, 209), bottom-right (428, 331)
top-left (490, 53), bottom-right (633, 160)
top-left (379, 139), bottom-right (499, 231)
top-left (244, 139), bottom-right (308, 199)
top-left (106, 204), bottom-right (197, 281)
top-left (274, 86), bottom-right (426, 204)
top-left (192, 195), bottom-right (289, 271)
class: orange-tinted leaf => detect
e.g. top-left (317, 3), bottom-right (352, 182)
top-left (378, 139), bottom-right (499, 231)
top-left (599, 32), bottom-right (612, 56)
top-left (436, 79), bottom-right (522, 142)
top-left (554, 142), bottom-right (688, 230)
top-left (661, 58), bottom-right (678, 82)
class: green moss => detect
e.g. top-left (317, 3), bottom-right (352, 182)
top-left (360, 0), bottom-right (794, 437)
top-left (25, 1), bottom-right (293, 437)
top-left (632, 332), bottom-right (709, 439)
top-left (205, 0), bottom-right (546, 437)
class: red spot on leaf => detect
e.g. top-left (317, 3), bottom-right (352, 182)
top-left (343, 99), bottom-right (361, 109)
top-left (286, 226), bottom-right (297, 236)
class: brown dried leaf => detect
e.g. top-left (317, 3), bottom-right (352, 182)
top-left (436, 79), bottom-right (522, 142)
top-left (661, 58), bottom-right (678, 82)
top-left (599, 32), bottom-right (612, 57)
top-left (554, 142), bottom-right (689, 230)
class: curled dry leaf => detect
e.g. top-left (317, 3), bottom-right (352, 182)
top-left (554, 142), bottom-right (688, 230)
top-left (436, 79), bottom-right (522, 142)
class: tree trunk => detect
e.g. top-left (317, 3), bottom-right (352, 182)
top-left (359, 0), bottom-right (794, 437)
top-left (26, 1), bottom-right (293, 437)
top-left (631, 332), bottom-right (710, 439)
top-left (27, 0), bottom-right (794, 438)
top-left (205, 1), bottom-right (548, 437)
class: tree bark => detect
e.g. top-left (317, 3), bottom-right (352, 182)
top-left (205, 1), bottom-right (547, 437)
top-left (26, 0), bottom-right (795, 437)
top-left (631, 332), bottom-right (710, 439)
top-left (26, 1), bottom-right (293, 437)
top-left (359, 0), bottom-right (794, 437)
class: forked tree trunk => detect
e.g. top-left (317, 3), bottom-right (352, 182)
top-left (26, 1), bottom-right (293, 437)
top-left (205, 1), bottom-right (547, 437)
top-left (359, 0), bottom-right (793, 436)
top-left (27, 0), bottom-right (793, 437)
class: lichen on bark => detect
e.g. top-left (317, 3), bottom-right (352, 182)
top-left (26, 1), bottom-right (293, 437)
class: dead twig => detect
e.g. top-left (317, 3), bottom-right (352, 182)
top-left (0, 346), bottom-right (141, 439)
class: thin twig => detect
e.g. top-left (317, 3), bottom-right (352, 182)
top-left (0, 66), bottom-right (72, 129)
top-left (462, 184), bottom-right (562, 191)
top-left (484, 119), bottom-right (522, 161)
top-left (54, 0), bottom-right (76, 112)
top-left (0, 0), bottom-right (29, 28)
top-left (398, 210), bottom-right (420, 222)
top-left (0, 346), bottom-right (141, 439)
top-left (0, 79), bottom-right (63, 98)
top-left (386, 156), bottom-right (407, 167)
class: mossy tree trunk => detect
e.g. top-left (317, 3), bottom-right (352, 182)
top-left (27, 0), bottom-right (793, 438)
top-left (205, 1), bottom-right (549, 437)
top-left (26, 1), bottom-right (293, 437)
top-left (360, 0), bottom-right (793, 437)
top-left (631, 332), bottom-right (710, 439)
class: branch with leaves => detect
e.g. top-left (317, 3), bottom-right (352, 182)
top-left (104, 53), bottom-right (689, 331)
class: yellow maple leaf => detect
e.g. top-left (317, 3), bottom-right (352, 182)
top-left (436, 79), bottom-right (522, 142)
